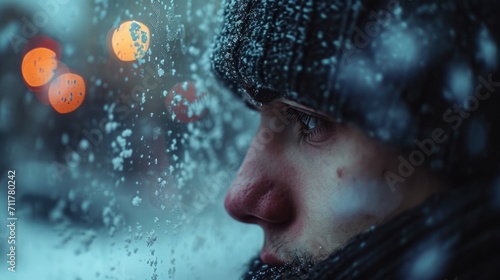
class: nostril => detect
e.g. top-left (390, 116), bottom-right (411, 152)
top-left (252, 195), bottom-right (295, 224)
top-left (239, 215), bottom-right (261, 224)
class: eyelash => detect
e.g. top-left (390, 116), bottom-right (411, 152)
top-left (281, 107), bottom-right (332, 143)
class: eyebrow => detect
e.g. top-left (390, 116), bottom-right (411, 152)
top-left (240, 88), bottom-right (334, 121)
top-left (245, 98), bottom-right (336, 123)
top-left (278, 99), bottom-right (335, 121)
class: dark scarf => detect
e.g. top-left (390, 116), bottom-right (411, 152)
top-left (242, 181), bottom-right (500, 279)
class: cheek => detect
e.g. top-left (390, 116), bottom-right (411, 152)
top-left (330, 177), bottom-right (403, 223)
top-left (287, 125), bottom-right (405, 245)
top-left (332, 155), bottom-right (402, 223)
top-left (299, 140), bottom-right (403, 230)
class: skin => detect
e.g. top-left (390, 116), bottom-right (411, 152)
top-left (224, 99), bottom-right (449, 265)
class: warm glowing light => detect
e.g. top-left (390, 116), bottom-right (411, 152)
top-left (165, 81), bottom-right (208, 123)
top-left (21, 47), bottom-right (58, 88)
top-left (108, 20), bottom-right (150, 62)
top-left (20, 36), bottom-right (87, 110)
top-left (48, 73), bottom-right (86, 114)
top-left (34, 62), bottom-right (70, 105)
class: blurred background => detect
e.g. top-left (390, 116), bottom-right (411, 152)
top-left (0, 0), bottom-right (262, 279)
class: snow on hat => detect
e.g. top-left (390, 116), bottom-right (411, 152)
top-left (211, 0), bottom-right (500, 185)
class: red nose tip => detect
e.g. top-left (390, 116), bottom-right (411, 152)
top-left (224, 177), bottom-right (295, 226)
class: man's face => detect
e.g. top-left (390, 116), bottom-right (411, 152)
top-left (225, 100), bottom-right (447, 265)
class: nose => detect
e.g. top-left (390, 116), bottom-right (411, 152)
top-left (224, 143), bottom-right (295, 227)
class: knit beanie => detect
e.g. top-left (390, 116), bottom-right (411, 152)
top-left (211, 0), bottom-right (500, 185)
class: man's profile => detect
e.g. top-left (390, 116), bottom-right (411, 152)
top-left (211, 0), bottom-right (500, 279)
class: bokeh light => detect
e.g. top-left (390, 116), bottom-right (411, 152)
top-left (48, 73), bottom-right (86, 114)
top-left (107, 20), bottom-right (150, 62)
top-left (165, 81), bottom-right (208, 123)
top-left (34, 62), bottom-right (70, 105)
top-left (21, 47), bottom-right (58, 90)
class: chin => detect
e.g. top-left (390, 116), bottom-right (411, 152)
top-left (242, 253), bottom-right (317, 280)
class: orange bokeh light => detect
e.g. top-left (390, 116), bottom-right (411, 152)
top-left (34, 62), bottom-right (70, 105)
top-left (48, 73), bottom-right (86, 114)
top-left (108, 20), bottom-right (150, 62)
top-left (21, 47), bottom-right (58, 89)
top-left (20, 36), bottom-right (86, 113)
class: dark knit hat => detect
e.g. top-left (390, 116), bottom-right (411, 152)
top-left (211, 0), bottom-right (500, 184)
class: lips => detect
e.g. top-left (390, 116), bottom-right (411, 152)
top-left (260, 249), bottom-right (284, 266)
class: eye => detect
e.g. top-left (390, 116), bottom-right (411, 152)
top-left (282, 107), bottom-right (336, 144)
top-left (298, 113), bottom-right (320, 131)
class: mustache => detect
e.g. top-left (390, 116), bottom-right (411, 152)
top-left (242, 252), bottom-right (317, 280)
